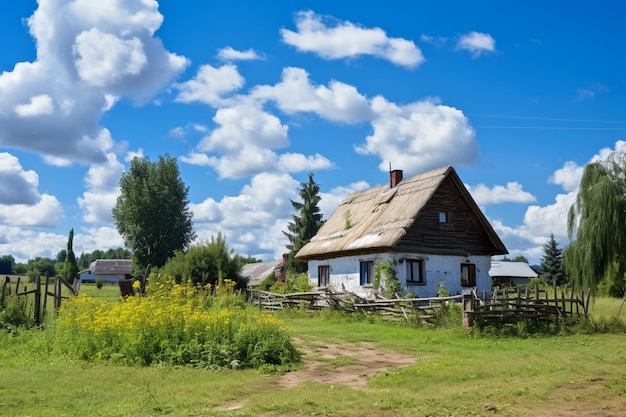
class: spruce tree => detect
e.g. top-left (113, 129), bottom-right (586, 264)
top-left (540, 233), bottom-right (565, 285)
top-left (284, 172), bottom-right (323, 273)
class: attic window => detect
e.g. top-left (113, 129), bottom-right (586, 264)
top-left (439, 211), bottom-right (452, 224)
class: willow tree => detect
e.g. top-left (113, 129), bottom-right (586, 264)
top-left (563, 156), bottom-right (626, 296)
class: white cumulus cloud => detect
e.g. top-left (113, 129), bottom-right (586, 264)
top-left (467, 182), bottom-right (536, 205)
top-left (280, 10), bottom-right (424, 69)
top-left (457, 31), bottom-right (496, 57)
top-left (356, 97), bottom-right (478, 174)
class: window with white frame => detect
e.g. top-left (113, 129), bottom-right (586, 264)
top-left (406, 259), bottom-right (424, 284)
top-left (318, 265), bottom-right (330, 287)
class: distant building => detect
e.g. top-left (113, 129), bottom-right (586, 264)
top-left (78, 259), bottom-right (132, 283)
top-left (489, 261), bottom-right (538, 287)
top-left (240, 255), bottom-right (287, 287)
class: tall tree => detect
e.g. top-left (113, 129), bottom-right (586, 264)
top-left (563, 154), bottom-right (626, 296)
top-left (284, 172), bottom-right (324, 273)
top-left (539, 233), bottom-right (565, 285)
top-left (62, 228), bottom-right (79, 281)
top-left (112, 154), bottom-right (195, 269)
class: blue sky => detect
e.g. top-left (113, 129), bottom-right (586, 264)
top-left (1, 0), bottom-right (625, 265)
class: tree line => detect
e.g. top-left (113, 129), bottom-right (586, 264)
top-left (5, 146), bottom-right (624, 298)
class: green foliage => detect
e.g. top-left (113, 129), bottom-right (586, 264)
top-left (95, 277), bottom-right (104, 289)
top-left (257, 273), bottom-right (277, 291)
top-left (437, 281), bottom-right (450, 297)
top-left (112, 154), bottom-right (195, 270)
top-left (77, 248), bottom-right (132, 270)
top-left (62, 228), bottom-right (80, 282)
top-left (373, 260), bottom-right (402, 298)
top-left (0, 294), bottom-right (33, 331)
top-left (0, 254), bottom-right (14, 274)
top-left (25, 257), bottom-right (55, 281)
top-left (269, 273), bottom-right (313, 294)
top-left (540, 233), bottom-right (566, 285)
top-left (564, 157), bottom-right (626, 297)
top-left (52, 280), bottom-right (300, 369)
top-left (157, 233), bottom-right (246, 289)
top-left (284, 172), bottom-right (323, 274)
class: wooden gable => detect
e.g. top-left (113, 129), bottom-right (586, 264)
top-left (395, 174), bottom-right (506, 256)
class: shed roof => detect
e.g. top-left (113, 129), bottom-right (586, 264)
top-left (240, 260), bottom-right (283, 286)
top-left (489, 261), bottom-right (538, 278)
top-left (88, 259), bottom-right (132, 275)
top-left (296, 166), bottom-right (507, 260)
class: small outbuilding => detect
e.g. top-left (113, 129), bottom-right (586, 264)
top-left (240, 256), bottom-right (287, 287)
top-left (489, 261), bottom-right (538, 287)
top-left (78, 259), bottom-right (132, 284)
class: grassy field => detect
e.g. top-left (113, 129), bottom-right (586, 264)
top-left (1, 287), bottom-right (625, 416)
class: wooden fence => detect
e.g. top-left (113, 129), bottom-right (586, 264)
top-left (1, 275), bottom-right (79, 327)
top-left (463, 283), bottom-right (591, 329)
top-left (248, 289), bottom-right (462, 324)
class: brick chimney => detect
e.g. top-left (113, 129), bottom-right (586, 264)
top-left (390, 169), bottom-right (403, 187)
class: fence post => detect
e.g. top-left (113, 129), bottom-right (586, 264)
top-left (462, 290), bottom-right (474, 329)
top-left (43, 275), bottom-right (51, 316)
top-left (33, 275), bottom-right (42, 326)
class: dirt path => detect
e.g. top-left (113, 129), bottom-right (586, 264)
top-left (277, 339), bottom-right (416, 389)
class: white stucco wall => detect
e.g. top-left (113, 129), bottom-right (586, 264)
top-left (308, 252), bottom-right (492, 299)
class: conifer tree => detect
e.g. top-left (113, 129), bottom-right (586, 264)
top-left (62, 228), bottom-right (79, 281)
top-left (284, 173), bottom-right (323, 273)
top-left (540, 233), bottom-right (565, 285)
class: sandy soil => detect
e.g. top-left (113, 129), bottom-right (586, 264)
top-left (277, 338), bottom-right (416, 389)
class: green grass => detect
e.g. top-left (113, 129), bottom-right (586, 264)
top-left (78, 282), bottom-right (122, 302)
top-left (2, 301), bottom-right (626, 416)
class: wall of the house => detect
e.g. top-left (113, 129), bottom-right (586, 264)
top-left (308, 252), bottom-right (492, 299)
top-left (79, 271), bottom-right (126, 284)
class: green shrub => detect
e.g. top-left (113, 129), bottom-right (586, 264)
top-left (0, 295), bottom-right (33, 331)
top-left (95, 277), bottom-right (103, 289)
top-left (270, 273), bottom-right (313, 294)
top-left (374, 260), bottom-right (402, 298)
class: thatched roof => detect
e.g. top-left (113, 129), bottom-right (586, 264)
top-left (296, 166), bottom-right (507, 261)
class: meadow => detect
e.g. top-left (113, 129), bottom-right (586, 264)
top-left (0, 285), bottom-right (625, 416)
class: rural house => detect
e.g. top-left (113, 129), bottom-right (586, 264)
top-left (489, 260), bottom-right (538, 287)
top-left (296, 166), bottom-right (508, 299)
top-left (78, 259), bottom-right (132, 284)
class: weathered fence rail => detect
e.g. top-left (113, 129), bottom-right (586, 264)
top-left (463, 283), bottom-right (591, 329)
top-left (248, 289), bottom-right (462, 324)
top-left (1, 275), bottom-right (79, 326)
